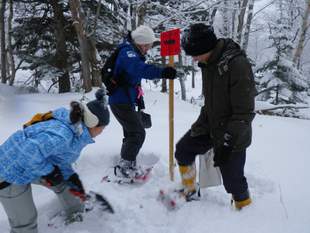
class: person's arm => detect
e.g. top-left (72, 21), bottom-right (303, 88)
top-left (226, 56), bottom-right (256, 144)
top-left (116, 49), bottom-right (163, 85)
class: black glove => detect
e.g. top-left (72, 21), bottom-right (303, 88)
top-left (42, 166), bottom-right (64, 187)
top-left (161, 67), bottom-right (177, 80)
top-left (67, 173), bottom-right (86, 201)
top-left (214, 133), bottom-right (233, 167)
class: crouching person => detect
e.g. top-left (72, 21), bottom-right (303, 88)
top-left (0, 90), bottom-right (109, 233)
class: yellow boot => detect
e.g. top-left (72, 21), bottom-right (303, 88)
top-left (234, 197), bottom-right (252, 210)
top-left (178, 164), bottom-right (199, 201)
top-left (232, 190), bottom-right (252, 210)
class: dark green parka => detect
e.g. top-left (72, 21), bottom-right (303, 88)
top-left (191, 38), bottom-right (256, 151)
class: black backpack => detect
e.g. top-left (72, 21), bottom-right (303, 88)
top-left (101, 48), bottom-right (126, 96)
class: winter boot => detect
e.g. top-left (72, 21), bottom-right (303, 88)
top-left (178, 163), bottom-right (199, 201)
top-left (114, 158), bottom-right (144, 179)
top-left (232, 190), bottom-right (252, 210)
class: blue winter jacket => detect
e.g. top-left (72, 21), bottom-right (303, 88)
top-left (0, 108), bottom-right (94, 185)
top-left (108, 39), bottom-right (163, 105)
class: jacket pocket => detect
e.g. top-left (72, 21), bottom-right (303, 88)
top-left (227, 120), bottom-right (251, 151)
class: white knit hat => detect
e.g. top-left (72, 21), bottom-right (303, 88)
top-left (131, 25), bottom-right (157, 44)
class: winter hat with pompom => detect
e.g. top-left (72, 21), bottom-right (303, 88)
top-left (83, 88), bottom-right (110, 128)
top-left (131, 25), bottom-right (157, 44)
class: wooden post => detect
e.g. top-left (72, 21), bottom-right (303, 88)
top-left (169, 55), bottom-right (174, 181)
top-left (160, 28), bottom-right (180, 182)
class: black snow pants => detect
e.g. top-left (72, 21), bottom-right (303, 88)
top-left (110, 104), bottom-right (146, 161)
top-left (175, 130), bottom-right (248, 199)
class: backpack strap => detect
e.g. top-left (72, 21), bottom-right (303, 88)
top-left (23, 111), bottom-right (54, 128)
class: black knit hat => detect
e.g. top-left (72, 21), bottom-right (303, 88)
top-left (86, 89), bottom-right (110, 127)
top-left (181, 24), bottom-right (218, 56)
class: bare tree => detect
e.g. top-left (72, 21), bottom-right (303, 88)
top-left (293, 0), bottom-right (310, 68)
top-left (69, 0), bottom-right (92, 92)
top-left (7, 0), bottom-right (15, 86)
top-left (236, 0), bottom-right (249, 44)
top-left (0, 0), bottom-right (7, 84)
top-left (242, 0), bottom-right (255, 51)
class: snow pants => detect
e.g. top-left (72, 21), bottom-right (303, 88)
top-left (110, 104), bottom-right (146, 161)
top-left (0, 180), bottom-right (84, 233)
top-left (175, 130), bottom-right (249, 199)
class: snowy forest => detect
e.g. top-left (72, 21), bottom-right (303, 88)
top-left (0, 0), bottom-right (310, 116)
top-left (1, 1), bottom-right (310, 233)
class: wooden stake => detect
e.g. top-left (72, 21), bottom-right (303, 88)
top-left (169, 55), bottom-right (174, 181)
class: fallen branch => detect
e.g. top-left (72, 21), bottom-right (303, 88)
top-left (256, 105), bottom-right (309, 112)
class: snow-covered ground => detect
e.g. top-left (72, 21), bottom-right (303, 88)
top-left (0, 84), bottom-right (310, 233)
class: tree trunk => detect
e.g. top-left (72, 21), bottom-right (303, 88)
top-left (130, 3), bottom-right (137, 30)
top-left (237, 0), bottom-right (249, 44)
top-left (88, 1), bottom-right (103, 87)
top-left (242, 0), bottom-right (254, 51)
top-left (8, 0), bottom-right (15, 86)
top-left (89, 38), bottom-right (102, 87)
top-left (209, 7), bottom-right (218, 26)
top-left (293, 0), bottom-right (310, 68)
top-left (137, 1), bottom-right (147, 26)
top-left (161, 56), bottom-right (167, 93)
top-left (51, 0), bottom-right (71, 93)
top-left (191, 59), bottom-right (195, 89)
top-left (222, 0), bottom-right (230, 37)
top-left (69, 0), bottom-right (92, 93)
top-left (178, 54), bottom-right (186, 101)
top-left (231, 0), bottom-right (239, 40)
top-left (0, 0), bottom-right (7, 84)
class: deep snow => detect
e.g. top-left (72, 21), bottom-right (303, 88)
top-left (0, 84), bottom-right (309, 233)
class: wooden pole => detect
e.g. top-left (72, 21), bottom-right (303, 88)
top-left (169, 55), bottom-right (174, 181)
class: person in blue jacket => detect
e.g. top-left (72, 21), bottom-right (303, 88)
top-left (109, 25), bottom-right (177, 179)
top-left (0, 90), bottom-right (109, 233)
